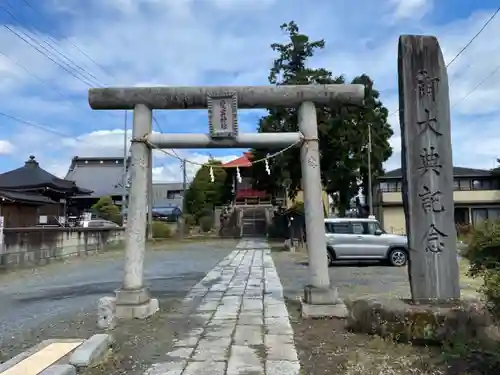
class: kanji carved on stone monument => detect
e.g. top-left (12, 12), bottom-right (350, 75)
top-left (398, 34), bottom-right (460, 301)
top-left (418, 147), bottom-right (442, 176)
top-left (425, 224), bottom-right (448, 253)
top-left (416, 69), bottom-right (439, 101)
top-left (417, 108), bottom-right (442, 136)
top-left (418, 185), bottom-right (445, 213)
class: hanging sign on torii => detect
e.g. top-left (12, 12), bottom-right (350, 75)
top-left (208, 92), bottom-right (238, 138)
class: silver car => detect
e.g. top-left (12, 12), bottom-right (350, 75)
top-left (325, 218), bottom-right (408, 267)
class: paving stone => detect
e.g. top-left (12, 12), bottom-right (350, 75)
top-left (183, 360), bottom-right (226, 375)
top-left (238, 314), bottom-right (263, 325)
top-left (192, 337), bottom-right (231, 361)
top-left (203, 292), bottom-right (224, 301)
top-left (204, 320), bottom-right (236, 337)
top-left (264, 303), bottom-right (289, 318)
top-left (212, 311), bottom-right (239, 320)
top-left (266, 343), bottom-right (298, 361)
top-left (264, 334), bottom-right (294, 347)
top-left (266, 360), bottom-right (301, 375)
top-left (265, 317), bottom-right (294, 335)
top-left (144, 361), bottom-right (187, 375)
top-left (227, 345), bottom-right (264, 375)
top-left (196, 300), bottom-right (219, 311)
top-left (233, 325), bottom-right (263, 345)
top-left (142, 241), bottom-right (300, 375)
top-left (242, 299), bottom-right (263, 311)
top-left (165, 347), bottom-right (194, 360)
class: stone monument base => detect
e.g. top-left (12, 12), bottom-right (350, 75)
top-left (347, 297), bottom-right (500, 346)
top-left (300, 285), bottom-right (349, 318)
top-left (97, 288), bottom-right (159, 329)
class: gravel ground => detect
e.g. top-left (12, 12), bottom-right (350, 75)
top-left (271, 249), bottom-right (481, 301)
top-left (272, 248), bottom-right (495, 375)
top-left (0, 239), bottom-right (237, 370)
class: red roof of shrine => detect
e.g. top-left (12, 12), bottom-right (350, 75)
top-left (222, 152), bottom-right (253, 168)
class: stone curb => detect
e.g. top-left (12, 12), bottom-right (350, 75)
top-left (39, 364), bottom-right (76, 375)
top-left (69, 334), bottom-right (114, 368)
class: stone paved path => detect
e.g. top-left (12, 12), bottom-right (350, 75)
top-left (144, 239), bottom-right (300, 375)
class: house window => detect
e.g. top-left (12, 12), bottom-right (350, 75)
top-left (380, 182), bottom-right (401, 192)
top-left (453, 180), bottom-right (459, 190)
top-left (458, 180), bottom-right (471, 190)
top-left (472, 208), bottom-right (500, 225)
top-left (167, 190), bottom-right (182, 199)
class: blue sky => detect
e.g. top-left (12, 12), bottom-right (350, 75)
top-left (0, 0), bottom-right (499, 182)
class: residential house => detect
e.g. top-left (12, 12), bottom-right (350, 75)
top-left (374, 166), bottom-right (500, 234)
top-left (0, 155), bottom-right (91, 227)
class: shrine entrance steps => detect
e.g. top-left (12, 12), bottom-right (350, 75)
top-left (240, 206), bottom-right (268, 238)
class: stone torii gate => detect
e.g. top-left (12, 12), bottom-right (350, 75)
top-left (88, 84), bottom-right (364, 320)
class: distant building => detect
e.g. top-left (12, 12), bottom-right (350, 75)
top-left (222, 152), bottom-right (329, 212)
top-left (0, 155), bottom-right (91, 227)
top-left (374, 166), bottom-right (500, 234)
top-left (152, 182), bottom-right (189, 219)
top-left (65, 156), bottom-right (130, 214)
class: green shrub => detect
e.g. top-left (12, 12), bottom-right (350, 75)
top-left (464, 220), bottom-right (500, 318)
top-left (199, 215), bottom-right (213, 233)
top-left (195, 207), bottom-right (214, 223)
top-left (152, 221), bottom-right (172, 238)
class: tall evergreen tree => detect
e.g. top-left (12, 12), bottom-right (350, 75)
top-left (252, 21), bottom-right (394, 216)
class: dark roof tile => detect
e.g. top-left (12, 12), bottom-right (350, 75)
top-left (380, 166), bottom-right (494, 180)
top-left (0, 156), bottom-right (89, 193)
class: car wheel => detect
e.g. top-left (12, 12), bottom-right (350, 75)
top-left (388, 248), bottom-right (408, 267)
top-left (326, 248), bottom-right (335, 266)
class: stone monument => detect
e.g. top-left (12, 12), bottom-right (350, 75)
top-left (398, 34), bottom-right (461, 302)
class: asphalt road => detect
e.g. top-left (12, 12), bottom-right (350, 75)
top-left (0, 242), bottom-right (233, 346)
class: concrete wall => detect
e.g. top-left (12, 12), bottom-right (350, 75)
top-left (0, 227), bottom-right (125, 270)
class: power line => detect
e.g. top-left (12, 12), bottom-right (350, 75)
top-left (446, 7), bottom-right (500, 68)
top-left (451, 63), bottom-right (500, 109)
top-left (2, 2), bottom-right (104, 85)
top-left (9, 3), bottom-right (178, 158)
top-left (2, 4), bottom-right (179, 159)
top-left (3, 25), bottom-right (97, 87)
top-left (0, 50), bottom-right (75, 102)
top-left (388, 6), bottom-right (500, 118)
top-left (0, 111), bottom-right (91, 142)
top-left (19, 0), bottom-right (115, 78)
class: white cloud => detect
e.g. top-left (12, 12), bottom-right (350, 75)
top-left (0, 140), bottom-right (14, 155)
top-left (0, 0), bottom-right (499, 183)
top-left (390, 0), bottom-right (433, 20)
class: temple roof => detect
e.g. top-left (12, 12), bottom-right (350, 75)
top-left (0, 189), bottom-right (56, 204)
top-left (222, 152), bottom-right (252, 168)
top-left (380, 166), bottom-right (495, 180)
top-left (65, 156), bottom-right (129, 198)
top-left (0, 156), bottom-right (91, 194)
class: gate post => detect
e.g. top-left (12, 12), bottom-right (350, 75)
top-left (115, 103), bottom-right (158, 319)
top-left (298, 101), bottom-right (347, 317)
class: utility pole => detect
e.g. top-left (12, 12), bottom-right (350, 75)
top-left (122, 111), bottom-right (128, 224)
top-left (367, 122), bottom-right (374, 218)
top-left (180, 159), bottom-right (187, 240)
